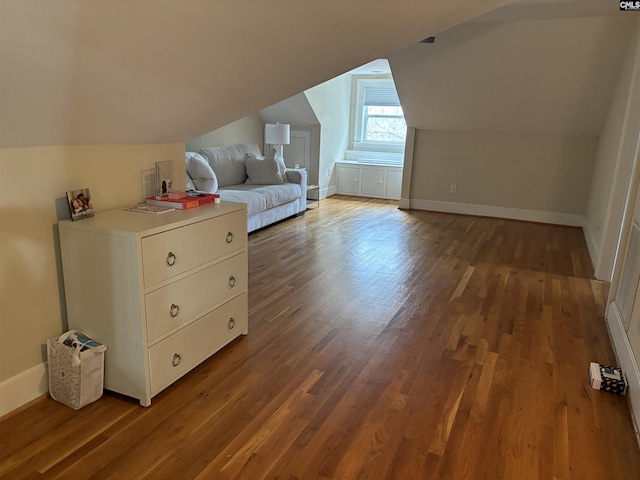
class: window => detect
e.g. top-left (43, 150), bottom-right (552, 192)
top-left (349, 78), bottom-right (406, 166)
top-left (362, 87), bottom-right (406, 143)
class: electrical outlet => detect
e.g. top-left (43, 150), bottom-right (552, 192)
top-left (328, 166), bottom-right (333, 178)
top-left (450, 184), bottom-right (457, 194)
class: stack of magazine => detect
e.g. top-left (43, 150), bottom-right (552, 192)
top-left (123, 203), bottom-right (175, 214)
top-left (145, 192), bottom-right (220, 210)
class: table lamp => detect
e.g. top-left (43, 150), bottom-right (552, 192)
top-left (265, 122), bottom-right (290, 158)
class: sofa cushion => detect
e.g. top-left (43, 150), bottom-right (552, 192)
top-left (185, 152), bottom-right (218, 193)
top-left (218, 183), bottom-right (302, 216)
top-left (199, 143), bottom-right (261, 187)
top-left (244, 152), bottom-right (286, 185)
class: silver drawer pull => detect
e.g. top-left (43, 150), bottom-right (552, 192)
top-left (172, 353), bottom-right (181, 367)
top-left (226, 231), bottom-right (234, 244)
top-left (228, 276), bottom-right (236, 289)
top-left (166, 252), bottom-right (177, 266)
top-left (227, 317), bottom-right (235, 330)
top-left (169, 304), bottom-right (180, 318)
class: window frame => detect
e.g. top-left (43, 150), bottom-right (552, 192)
top-left (352, 78), bottom-right (406, 155)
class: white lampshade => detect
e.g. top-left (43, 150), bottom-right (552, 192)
top-left (265, 123), bottom-right (290, 146)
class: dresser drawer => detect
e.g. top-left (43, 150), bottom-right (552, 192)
top-left (141, 209), bottom-right (246, 288)
top-left (148, 293), bottom-right (247, 395)
top-left (145, 252), bottom-right (247, 342)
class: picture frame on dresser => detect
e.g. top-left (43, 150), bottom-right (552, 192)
top-left (66, 188), bottom-right (94, 221)
top-left (154, 160), bottom-right (174, 198)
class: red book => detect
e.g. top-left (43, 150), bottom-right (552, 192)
top-left (145, 193), bottom-right (219, 210)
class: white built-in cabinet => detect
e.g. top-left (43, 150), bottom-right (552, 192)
top-left (336, 162), bottom-right (402, 199)
top-left (58, 202), bottom-right (248, 406)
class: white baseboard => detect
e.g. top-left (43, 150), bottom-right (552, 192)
top-left (0, 363), bottom-right (48, 418)
top-left (607, 302), bottom-right (640, 446)
top-left (323, 186), bottom-right (337, 198)
top-left (582, 223), bottom-right (602, 278)
top-left (408, 199), bottom-right (585, 227)
top-left (398, 198), bottom-right (410, 209)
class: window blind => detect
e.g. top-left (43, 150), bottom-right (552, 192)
top-left (363, 87), bottom-right (400, 107)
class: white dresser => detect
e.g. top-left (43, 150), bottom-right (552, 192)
top-left (58, 202), bottom-right (248, 406)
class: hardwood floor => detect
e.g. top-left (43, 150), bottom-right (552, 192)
top-left (2, 195), bottom-right (639, 479)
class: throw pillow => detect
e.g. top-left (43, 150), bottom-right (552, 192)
top-left (244, 152), bottom-right (286, 185)
top-left (200, 146), bottom-right (248, 186)
top-left (185, 152), bottom-right (218, 193)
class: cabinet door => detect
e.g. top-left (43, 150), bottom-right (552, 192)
top-left (386, 170), bottom-right (403, 199)
top-left (337, 166), bottom-right (360, 194)
top-left (361, 168), bottom-right (385, 196)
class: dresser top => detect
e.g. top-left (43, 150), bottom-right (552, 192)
top-left (58, 201), bottom-right (246, 237)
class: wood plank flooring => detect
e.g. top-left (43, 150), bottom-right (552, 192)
top-left (2, 195), bottom-right (639, 479)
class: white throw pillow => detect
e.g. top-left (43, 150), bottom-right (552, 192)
top-left (244, 152), bottom-right (286, 185)
top-left (200, 145), bottom-right (248, 186)
top-left (185, 152), bottom-right (218, 193)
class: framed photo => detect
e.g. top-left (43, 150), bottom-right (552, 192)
top-left (154, 160), bottom-right (174, 198)
top-left (67, 188), bottom-right (95, 221)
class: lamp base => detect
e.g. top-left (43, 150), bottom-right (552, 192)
top-left (270, 144), bottom-right (284, 158)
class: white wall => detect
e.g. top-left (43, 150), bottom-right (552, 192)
top-left (602, 20), bottom-right (640, 431)
top-left (259, 94), bottom-right (321, 185)
top-left (390, 16), bottom-right (635, 136)
top-left (586, 20), bottom-right (640, 281)
top-left (0, 143), bottom-right (185, 416)
top-left (409, 130), bottom-right (597, 224)
top-left (304, 75), bottom-right (352, 196)
top-left (388, 15), bottom-right (634, 226)
top-left (260, 94), bottom-right (319, 129)
top-left (186, 114), bottom-right (264, 152)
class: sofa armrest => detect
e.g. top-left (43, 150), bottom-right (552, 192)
top-left (285, 168), bottom-right (308, 190)
top-left (285, 168), bottom-right (308, 214)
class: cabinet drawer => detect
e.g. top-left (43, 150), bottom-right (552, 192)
top-left (141, 210), bottom-right (246, 287)
top-left (145, 252), bottom-right (247, 342)
top-left (148, 293), bottom-right (247, 396)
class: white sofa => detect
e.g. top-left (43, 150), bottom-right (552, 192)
top-left (185, 143), bottom-right (307, 233)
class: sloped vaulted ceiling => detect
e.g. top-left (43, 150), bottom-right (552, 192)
top-left (389, 14), bottom-right (636, 136)
top-left (0, 0), bottom-right (512, 148)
